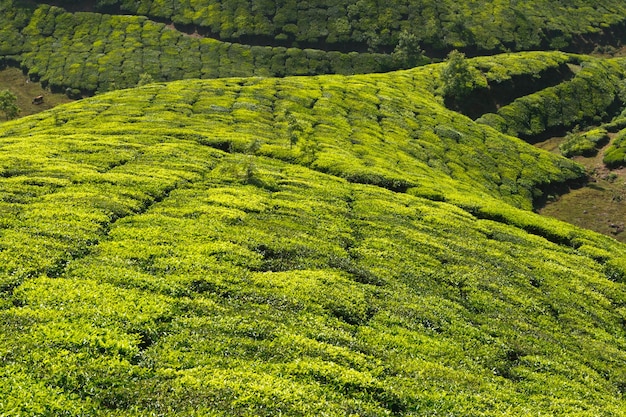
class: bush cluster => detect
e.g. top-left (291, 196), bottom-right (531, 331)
top-left (604, 128), bottom-right (626, 168)
top-left (559, 127), bottom-right (609, 157)
top-left (479, 59), bottom-right (624, 140)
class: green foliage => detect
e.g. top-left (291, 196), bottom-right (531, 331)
top-left (605, 257), bottom-right (626, 282)
top-left (4, 0), bottom-right (626, 95)
top-left (441, 50), bottom-right (487, 104)
top-left (441, 50), bottom-right (473, 99)
top-left (392, 29), bottom-right (424, 68)
top-left (136, 72), bottom-right (155, 86)
top-left (604, 128), bottom-right (626, 168)
top-left (0, 89), bottom-right (19, 120)
top-left (559, 127), bottom-right (609, 157)
top-left (0, 21), bottom-right (626, 417)
top-left (36, 0), bottom-right (626, 55)
top-left (0, 2), bottom-right (400, 94)
top-left (480, 58), bottom-right (624, 139)
top-left (474, 51), bottom-right (572, 84)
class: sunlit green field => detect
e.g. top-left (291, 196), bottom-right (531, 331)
top-left (1, 52), bottom-right (626, 415)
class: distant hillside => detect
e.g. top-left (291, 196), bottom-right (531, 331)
top-left (3, 0), bottom-right (626, 95)
top-left (0, 0), bottom-right (402, 94)
top-left (37, 0), bottom-right (626, 54)
top-left (2, 54), bottom-right (626, 415)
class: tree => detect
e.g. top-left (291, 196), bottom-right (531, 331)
top-left (393, 30), bottom-right (423, 68)
top-left (441, 50), bottom-right (474, 101)
top-left (0, 90), bottom-right (19, 120)
top-left (284, 111), bottom-right (305, 149)
top-left (137, 72), bottom-right (155, 87)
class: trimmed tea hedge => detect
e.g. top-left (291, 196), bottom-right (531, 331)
top-left (31, 0), bottom-right (626, 54)
top-left (478, 59), bottom-right (625, 141)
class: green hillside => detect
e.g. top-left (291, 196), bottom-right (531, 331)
top-left (0, 0), bottom-right (401, 94)
top-left (3, 51), bottom-right (626, 415)
top-left (32, 0), bottom-right (626, 53)
top-left (3, 0), bottom-right (626, 95)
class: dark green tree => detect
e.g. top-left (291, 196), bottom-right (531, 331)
top-left (137, 72), bottom-right (155, 87)
top-left (285, 111), bottom-right (304, 149)
top-left (393, 30), bottom-right (423, 67)
top-left (441, 50), bottom-right (474, 101)
top-left (0, 90), bottom-right (19, 120)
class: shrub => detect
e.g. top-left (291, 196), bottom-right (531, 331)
top-left (559, 128), bottom-right (609, 157)
top-left (0, 90), bottom-right (19, 120)
top-left (604, 128), bottom-right (626, 168)
top-left (441, 50), bottom-right (487, 107)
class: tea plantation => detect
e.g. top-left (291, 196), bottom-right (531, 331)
top-left (1, 50), bottom-right (626, 415)
top-left (4, 0), bottom-right (626, 96)
top-left (26, 0), bottom-right (626, 53)
top-left (0, 0), bottom-right (401, 94)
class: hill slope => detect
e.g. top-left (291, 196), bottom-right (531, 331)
top-left (0, 0), bottom-right (401, 94)
top-left (2, 54), bottom-right (626, 415)
top-left (31, 0), bottom-right (626, 53)
top-left (4, 0), bottom-right (626, 95)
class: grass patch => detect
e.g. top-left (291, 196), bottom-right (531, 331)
top-left (0, 66), bottom-right (74, 118)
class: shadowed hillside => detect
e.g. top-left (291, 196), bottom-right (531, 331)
top-left (2, 55), bottom-right (626, 415)
top-left (0, 0), bottom-right (403, 94)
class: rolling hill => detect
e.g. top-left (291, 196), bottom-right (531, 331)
top-left (26, 0), bottom-right (626, 54)
top-left (2, 50), bottom-right (626, 415)
top-left (4, 0), bottom-right (626, 415)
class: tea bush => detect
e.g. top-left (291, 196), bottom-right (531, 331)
top-left (604, 128), bottom-right (626, 168)
top-left (560, 127), bottom-right (610, 157)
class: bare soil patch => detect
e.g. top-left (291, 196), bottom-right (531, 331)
top-left (538, 133), bottom-right (626, 242)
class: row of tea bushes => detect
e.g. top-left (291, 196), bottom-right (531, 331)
top-left (478, 59), bottom-right (625, 140)
top-left (473, 51), bottom-right (573, 84)
top-left (604, 128), bottom-right (626, 168)
top-left (42, 0), bottom-right (626, 53)
top-left (2, 129), bottom-right (626, 415)
top-left (0, 2), bottom-right (397, 94)
top-left (3, 53), bottom-right (588, 211)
